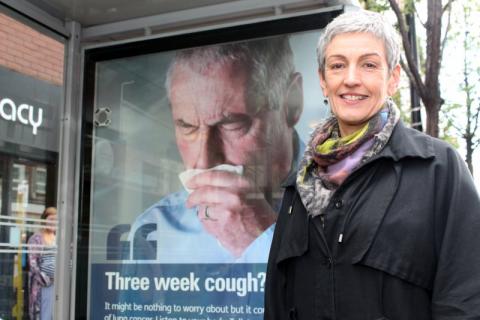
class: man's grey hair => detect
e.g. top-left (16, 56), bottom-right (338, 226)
top-left (165, 36), bottom-right (295, 112)
top-left (316, 10), bottom-right (401, 74)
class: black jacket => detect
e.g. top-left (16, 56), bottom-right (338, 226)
top-left (265, 122), bottom-right (480, 320)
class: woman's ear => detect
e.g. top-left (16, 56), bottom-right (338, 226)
top-left (387, 64), bottom-right (401, 96)
top-left (284, 72), bottom-right (303, 128)
top-left (318, 68), bottom-right (329, 97)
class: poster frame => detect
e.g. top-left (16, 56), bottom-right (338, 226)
top-left (76, 6), bottom-right (345, 318)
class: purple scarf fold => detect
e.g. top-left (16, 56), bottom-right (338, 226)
top-left (309, 106), bottom-right (388, 186)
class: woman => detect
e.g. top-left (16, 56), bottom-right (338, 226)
top-left (265, 10), bottom-right (480, 319)
top-left (28, 207), bottom-right (57, 320)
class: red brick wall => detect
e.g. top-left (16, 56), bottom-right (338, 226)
top-left (0, 13), bottom-right (64, 86)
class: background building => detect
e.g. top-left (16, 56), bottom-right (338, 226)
top-left (0, 11), bottom-right (63, 319)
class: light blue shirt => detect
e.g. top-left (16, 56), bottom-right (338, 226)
top-left (128, 190), bottom-right (275, 263)
top-left (127, 134), bottom-right (304, 264)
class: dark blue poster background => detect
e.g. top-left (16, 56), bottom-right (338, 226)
top-left (90, 263), bottom-right (266, 320)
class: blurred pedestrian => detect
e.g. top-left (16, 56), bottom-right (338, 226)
top-left (28, 207), bottom-right (57, 320)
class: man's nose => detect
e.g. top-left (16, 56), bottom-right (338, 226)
top-left (194, 127), bottom-right (224, 169)
top-left (344, 65), bottom-right (361, 86)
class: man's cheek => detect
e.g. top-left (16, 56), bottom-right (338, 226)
top-left (226, 146), bottom-right (270, 184)
top-left (177, 141), bottom-right (198, 167)
top-left (223, 139), bottom-right (260, 164)
top-left (250, 163), bottom-right (272, 189)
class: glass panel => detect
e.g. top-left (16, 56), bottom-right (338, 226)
top-left (88, 30), bottom-right (328, 319)
top-left (0, 157), bottom-right (58, 320)
top-left (0, 11), bottom-right (63, 320)
top-left (0, 158), bottom-right (58, 320)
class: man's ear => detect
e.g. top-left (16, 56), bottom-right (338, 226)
top-left (284, 72), bottom-right (303, 128)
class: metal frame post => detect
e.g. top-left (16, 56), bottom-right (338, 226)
top-left (55, 20), bottom-right (83, 320)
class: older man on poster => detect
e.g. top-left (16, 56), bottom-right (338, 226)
top-left (128, 36), bottom-right (303, 263)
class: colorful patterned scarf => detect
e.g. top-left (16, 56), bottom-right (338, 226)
top-left (297, 100), bottom-right (399, 217)
top-left (309, 106), bottom-right (388, 186)
top-left (311, 112), bottom-right (385, 167)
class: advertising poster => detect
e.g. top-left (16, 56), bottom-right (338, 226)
top-left (88, 29), bottom-right (328, 320)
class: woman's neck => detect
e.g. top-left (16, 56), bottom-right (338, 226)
top-left (42, 230), bottom-right (56, 245)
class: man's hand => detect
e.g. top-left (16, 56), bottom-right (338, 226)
top-left (185, 170), bottom-right (276, 258)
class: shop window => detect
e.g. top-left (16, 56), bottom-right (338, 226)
top-left (0, 11), bottom-right (63, 320)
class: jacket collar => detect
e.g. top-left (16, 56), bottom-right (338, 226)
top-left (281, 131), bottom-right (305, 188)
top-left (376, 121), bottom-right (435, 162)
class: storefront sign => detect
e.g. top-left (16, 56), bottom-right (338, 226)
top-left (0, 66), bottom-right (61, 153)
top-left (0, 97), bottom-right (43, 135)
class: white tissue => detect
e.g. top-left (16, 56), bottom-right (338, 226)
top-left (179, 164), bottom-right (244, 193)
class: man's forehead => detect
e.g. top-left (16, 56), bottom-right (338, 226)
top-left (170, 67), bottom-right (243, 96)
top-left (168, 59), bottom-right (269, 118)
top-left (171, 73), bottom-right (242, 114)
top-left (172, 58), bottom-right (248, 77)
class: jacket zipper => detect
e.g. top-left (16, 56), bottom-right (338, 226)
top-left (309, 157), bottom-right (387, 319)
top-left (314, 166), bottom-right (374, 319)
top-left (310, 214), bottom-right (337, 320)
top-left (323, 154), bottom-right (387, 239)
top-left (288, 155), bottom-right (391, 319)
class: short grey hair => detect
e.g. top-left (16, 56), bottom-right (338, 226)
top-left (165, 36), bottom-right (295, 112)
top-left (317, 10), bottom-right (401, 74)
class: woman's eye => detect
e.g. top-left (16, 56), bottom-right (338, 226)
top-left (329, 63), bottom-right (344, 70)
top-left (363, 62), bottom-right (377, 69)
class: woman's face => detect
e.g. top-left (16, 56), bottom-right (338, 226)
top-left (319, 32), bottom-right (400, 136)
top-left (45, 213), bottom-right (57, 233)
